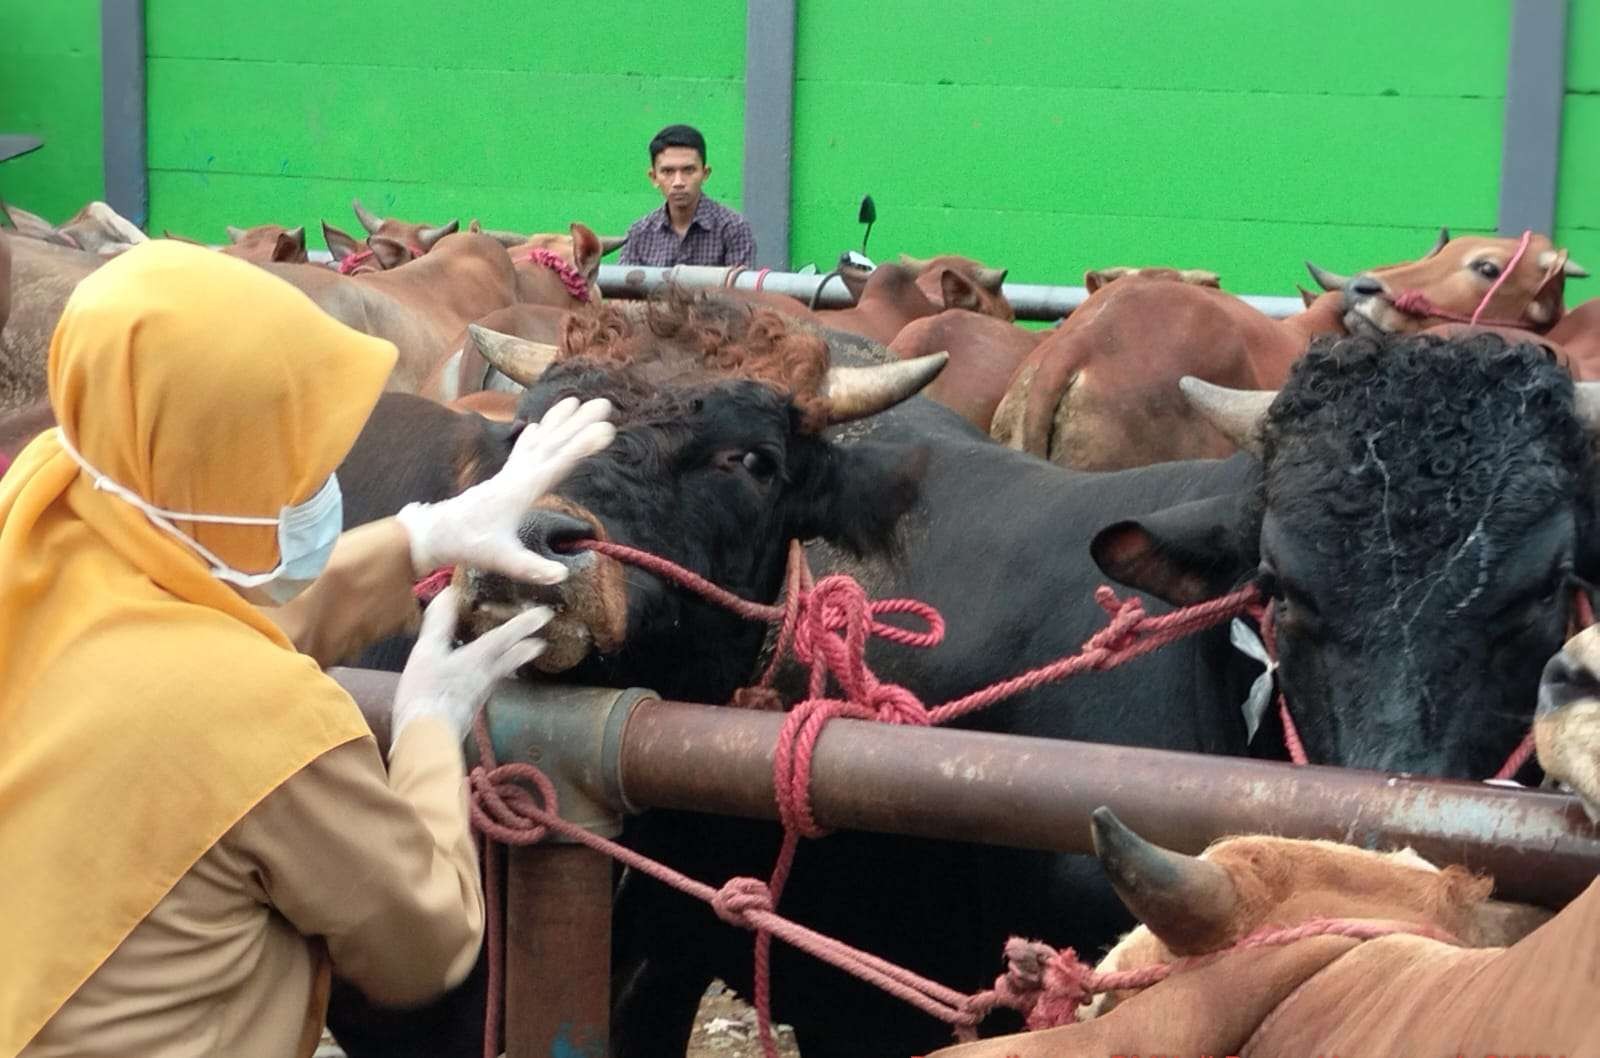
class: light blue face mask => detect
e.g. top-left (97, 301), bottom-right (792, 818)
top-left (56, 429), bottom-right (344, 605)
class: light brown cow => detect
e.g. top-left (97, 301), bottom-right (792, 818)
top-left (2, 200), bottom-right (146, 257)
top-left (1315, 229), bottom-right (1587, 336)
top-left (927, 806), bottom-right (1586, 1058)
top-left (268, 231), bottom-right (534, 393)
top-left (320, 199), bottom-right (460, 275)
top-left (993, 232), bottom-right (1582, 470)
top-left (221, 224), bottom-right (307, 264)
top-left (888, 309), bottom-right (1042, 431)
top-left (1549, 298), bottom-right (1600, 381)
top-left (1084, 265), bottom-right (1221, 293)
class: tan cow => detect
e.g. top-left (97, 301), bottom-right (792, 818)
top-left (888, 310), bottom-right (1042, 431)
top-left (2, 200), bottom-right (146, 257)
top-left (928, 803), bottom-right (1587, 1058)
top-left (268, 230), bottom-right (550, 393)
top-left (220, 224), bottom-right (307, 264)
top-left (993, 232), bottom-right (1584, 470)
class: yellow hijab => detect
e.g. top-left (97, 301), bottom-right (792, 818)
top-left (0, 241), bottom-right (396, 1053)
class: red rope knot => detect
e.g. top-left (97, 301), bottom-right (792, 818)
top-left (1083, 586), bottom-right (1149, 665)
top-left (712, 876), bottom-right (774, 928)
top-left (523, 247), bottom-right (594, 303)
top-left (336, 248), bottom-right (374, 275)
top-left (467, 759), bottom-right (558, 845)
top-left (955, 939), bottom-right (1096, 1040)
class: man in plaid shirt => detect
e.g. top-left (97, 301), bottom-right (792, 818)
top-left (618, 125), bottom-right (756, 268)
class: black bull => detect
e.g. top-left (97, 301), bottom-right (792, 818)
top-left (328, 326), bottom-right (1591, 1058)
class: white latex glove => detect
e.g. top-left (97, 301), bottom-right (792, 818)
top-left (392, 585), bottom-right (553, 742)
top-left (396, 396), bottom-right (616, 584)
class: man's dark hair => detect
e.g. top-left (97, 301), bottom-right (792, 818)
top-left (649, 124), bottom-right (707, 166)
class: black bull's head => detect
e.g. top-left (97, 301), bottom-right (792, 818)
top-left (459, 322), bottom-right (945, 702)
top-left (1094, 332), bottom-right (1600, 778)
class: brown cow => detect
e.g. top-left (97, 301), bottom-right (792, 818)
top-left (928, 808), bottom-right (1583, 1058)
top-left (994, 232), bottom-right (1582, 470)
top-left (320, 199), bottom-right (460, 274)
top-left (991, 274), bottom-right (1345, 469)
top-left (899, 254), bottom-right (1013, 320)
top-left (1084, 265), bottom-right (1220, 293)
top-left (420, 303), bottom-right (574, 403)
top-left (1550, 298), bottom-right (1600, 380)
top-left (1313, 229), bottom-right (1587, 336)
top-left (815, 262), bottom-right (941, 344)
top-left (888, 309), bottom-right (1042, 431)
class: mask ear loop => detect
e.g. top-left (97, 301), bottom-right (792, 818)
top-left (53, 427), bottom-right (290, 589)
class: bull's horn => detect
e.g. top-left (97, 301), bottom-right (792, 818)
top-left (416, 218), bottom-right (460, 250)
top-left (1305, 261), bottom-right (1352, 292)
top-left (1536, 250), bottom-right (1590, 280)
top-left (822, 352), bottom-right (948, 425)
top-left (1574, 382), bottom-right (1600, 432)
top-left (1090, 807), bottom-right (1238, 956)
top-left (600, 235), bottom-right (628, 256)
top-left (225, 225), bottom-right (247, 242)
top-left (975, 266), bottom-right (1008, 291)
top-left (468, 324), bottom-right (560, 388)
top-left (897, 253), bottom-right (933, 272)
top-left (352, 198), bottom-right (385, 234)
top-left (1179, 376), bottom-right (1274, 457)
top-left (1428, 227), bottom-right (1451, 256)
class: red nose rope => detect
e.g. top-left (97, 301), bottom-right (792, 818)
top-left (520, 247), bottom-right (594, 303)
top-left (335, 242), bottom-right (425, 276)
top-left (439, 540), bottom-right (1564, 1057)
top-left (1390, 229), bottom-right (1536, 328)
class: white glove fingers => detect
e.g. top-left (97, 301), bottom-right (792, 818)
top-left (515, 397), bottom-right (614, 463)
top-left (471, 602), bottom-right (555, 655)
top-left (488, 638), bottom-right (547, 682)
top-left (486, 547), bottom-right (572, 586)
top-left (414, 584), bottom-right (462, 648)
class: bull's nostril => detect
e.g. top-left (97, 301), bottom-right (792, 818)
top-left (1347, 276), bottom-right (1385, 298)
top-left (519, 510), bottom-right (597, 559)
top-left (1538, 651), bottom-right (1600, 717)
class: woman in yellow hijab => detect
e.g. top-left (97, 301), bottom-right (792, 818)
top-left (0, 242), bottom-right (613, 1058)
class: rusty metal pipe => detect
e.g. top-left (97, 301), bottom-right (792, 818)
top-left (328, 670), bottom-right (1600, 907)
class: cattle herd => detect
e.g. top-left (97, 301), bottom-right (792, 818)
top-left (3, 194), bottom-right (1600, 1055)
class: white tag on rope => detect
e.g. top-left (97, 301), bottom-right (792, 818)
top-left (1230, 617), bottom-right (1277, 743)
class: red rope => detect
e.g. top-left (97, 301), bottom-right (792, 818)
top-left (1390, 230), bottom-right (1535, 328)
top-left (336, 242), bottom-right (424, 275)
top-left (520, 247), bottom-right (594, 303)
top-left (436, 537), bottom-right (1558, 1054)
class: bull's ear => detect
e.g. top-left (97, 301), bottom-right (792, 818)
top-left (322, 221), bottom-right (361, 261)
top-left (791, 441), bottom-right (928, 557)
top-left (939, 269), bottom-right (982, 311)
top-left (570, 221), bottom-right (603, 279)
top-left (369, 236), bottom-right (411, 270)
top-left (1091, 492), bottom-right (1256, 606)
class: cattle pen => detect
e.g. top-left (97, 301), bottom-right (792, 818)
top-left (8, 3), bottom-right (1600, 1058)
top-left (331, 668), bottom-right (1600, 1058)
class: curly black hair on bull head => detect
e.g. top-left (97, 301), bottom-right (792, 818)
top-left (1252, 331), bottom-right (1600, 774)
top-left (1260, 333), bottom-right (1595, 576)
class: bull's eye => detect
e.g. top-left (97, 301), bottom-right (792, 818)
top-left (1472, 259), bottom-right (1503, 280)
top-left (741, 450), bottom-right (778, 480)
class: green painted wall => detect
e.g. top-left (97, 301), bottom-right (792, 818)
top-left (0, 1), bottom-right (1595, 299)
top-left (792, 1), bottom-right (1510, 294)
top-left (0, 0), bottom-right (102, 222)
top-left (1559, 0), bottom-right (1600, 281)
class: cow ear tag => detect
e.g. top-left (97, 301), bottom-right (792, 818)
top-left (1230, 617), bottom-right (1277, 743)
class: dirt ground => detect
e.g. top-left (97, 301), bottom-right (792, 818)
top-left (318, 980), bottom-right (798, 1058)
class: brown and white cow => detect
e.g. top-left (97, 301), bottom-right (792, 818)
top-left (3, 200), bottom-right (146, 257)
top-left (928, 804), bottom-right (1588, 1058)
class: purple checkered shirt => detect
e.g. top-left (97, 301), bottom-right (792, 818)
top-left (618, 196), bottom-right (756, 268)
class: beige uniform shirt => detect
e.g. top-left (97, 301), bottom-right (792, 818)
top-left (23, 520), bottom-right (468, 1058)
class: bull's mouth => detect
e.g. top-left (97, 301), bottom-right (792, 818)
top-left (456, 499), bottom-right (629, 674)
top-left (1342, 297), bottom-right (1402, 338)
